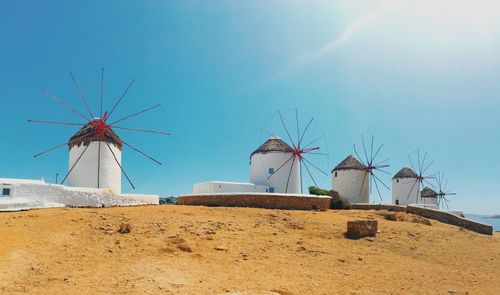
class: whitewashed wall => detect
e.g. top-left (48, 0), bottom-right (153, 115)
top-left (67, 141), bottom-right (122, 194)
top-left (332, 169), bottom-right (369, 203)
top-left (192, 181), bottom-right (268, 194)
top-left (250, 152), bottom-right (301, 194)
top-left (392, 178), bottom-right (420, 206)
top-left (0, 178), bottom-right (158, 210)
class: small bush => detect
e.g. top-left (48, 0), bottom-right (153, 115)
top-left (117, 223), bottom-right (132, 234)
top-left (309, 186), bottom-right (351, 210)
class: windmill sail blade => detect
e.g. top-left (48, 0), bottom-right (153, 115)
top-left (109, 104), bottom-right (161, 125)
top-left (302, 157), bottom-right (328, 176)
top-left (406, 178), bottom-right (419, 200)
top-left (295, 109), bottom-right (300, 147)
top-left (372, 173), bottom-right (390, 190)
top-left (361, 135), bottom-right (370, 165)
top-left (372, 144), bottom-right (384, 163)
top-left (372, 173), bottom-right (384, 201)
top-left (285, 157), bottom-right (296, 193)
top-left (278, 111), bottom-right (296, 149)
top-left (122, 140), bottom-right (162, 165)
top-left (111, 126), bottom-right (170, 135)
top-left (41, 88), bottom-right (90, 122)
top-left (97, 141), bottom-right (101, 188)
top-left (267, 155), bottom-right (294, 179)
top-left (302, 134), bottom-right (325, 150)
top-left (33, 133), bottom-right (87, 158)
top-left (69, 71), bottom-right (95, 118)
top-left (422, 160), bottom-right (434, 175)
top-left (353, 144), bottom-right (367, 167)
top-left (28, 120), bottom-right (85, 127)
top-left (408, 154), bottom-right (417, 174)
top-left (359, 170), bottom-right (368, 197)
top-left (104, 140), bottom-right (135, 189)
top-left (298, 118), bottom-right (313, 148)
top-left (420, 152), bottom-right (428, 174)
top-left (100, 67), bottom-right (104, 118)
top-left (302, 160), bottom-right (318, 188)
top-left (107, 79), bottom-right (136, 119)
top-left (370, 136), bottom-right (374, 164)
top-left (60, 144), bottom-right (90, 184)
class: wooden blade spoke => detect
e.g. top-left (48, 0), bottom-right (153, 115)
top-left (107, 79), bottom-right (136, 119)
top-left (298, 118), bottom-right (314, 148)
top-left (295, 109), bottom-right (300, 148)
top-left (41, 88), bottom-right (91, 122)
top-left (406, 179), bottom-right (419, 200)
top-left (28, 120), bottom-right (85, 127)
top-left (302, 160), bottom-right (318, 188)
top-left (353, 144), bottom-right (367, 167)
top-left (361, 135), bottom-right (370, 165)
top-left (372, 173), bottom-right (390, 190)
top-left (122, 140), bottom-right (162, 165)
top-left (302, 157), bottom-right (328, 176)
top-left (372, 144), bottom-right (384, 162)
top-left (100, 67), bottom-right (104, 118)
top-left (33, 133), bottom-right (87, 158)
top-left (359, 171), bottom-right (368, 197)
top-left (111, 126), bottom-right (170, 135)
top-left (372, 173), bottom-right (384, 201)
top-left (302, 135), bottom-right (325, 150)
top-left (285, 156), bottom-right (296, 193)
top-left (69, 72), bottom-right (94, 118)
top-left (104, 140), bottom-right (135, 189)
top-left (278, 111), bottom-right (296, 149)
top-left (267, 155), bottom-right (294, 179)
top-left (109, 104), bottom-right (161, 126)
top-left (60, 144), bottom-right (90, 185)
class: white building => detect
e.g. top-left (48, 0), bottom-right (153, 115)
top-left (67, 121), bottom-right (122, 194)
top-left (0, 177), bottom-right (158, 212)
top-left (331, 155), bottom-right (369, 203)
top-left (192, 181), bottom-right (268, 194)
top-left (392, 167), bottom-right (420, 206)
top-left (250, 136), bottom-right (301, 194)
top-left (420, 186), bottom-right (438, 208)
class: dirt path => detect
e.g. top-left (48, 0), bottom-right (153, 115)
top-left (0, 206), bottom-right (499, 294)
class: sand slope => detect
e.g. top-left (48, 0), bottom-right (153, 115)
top-left (0, 206), bottom-right (498, 295)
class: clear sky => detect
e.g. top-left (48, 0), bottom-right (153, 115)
top-left (1, 0), bottom-right (499, 214)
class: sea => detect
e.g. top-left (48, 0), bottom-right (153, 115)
top-left (465, 214), bottom-right (500, 232)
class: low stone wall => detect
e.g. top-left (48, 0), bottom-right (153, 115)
top-left (177, 193), bottom-right (332, 211)
top-left (407, 206), bottom-right (493, 236)
top-left (350, 204), bottom-right (407, 213)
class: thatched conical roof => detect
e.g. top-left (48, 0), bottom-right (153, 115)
top-left (331, 155), bottom-right (365, 172)
top-left (421, 187), bottom-right (437, 198)
top-left (250, 136), bottom-right (294, 157)
top-left (393, 167), bottom-right (418, 179)
top-left (69, 120), bottom-right (123, 150)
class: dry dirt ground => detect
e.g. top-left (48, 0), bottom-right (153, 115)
top-left (0, 205), bottom-right (499, 295)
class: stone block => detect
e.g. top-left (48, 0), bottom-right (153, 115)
top-left (346, 220), bottom-right (378, 239)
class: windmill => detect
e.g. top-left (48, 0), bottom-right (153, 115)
top-left (28, 69), bottom-right (169, 192)
top-left (351, 135), bottom-right (390, 202)
top-left (405, 149), bottom-right (435, 203)
top-left (250, 109), bottom-right (329, 194)
top-left (434, 171), bottom-right (457, 210)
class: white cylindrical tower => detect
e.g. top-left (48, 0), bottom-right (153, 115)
top-left (332, 155), bottom-right (369, 203)
top-left (67, 121), bottom-right (123, 194)
top-left (420, 187), bottom-right (438, 207)
top-left (250, 137), bottom-right (301, 194)
top-left (392, 167), bottom-right (419, 206)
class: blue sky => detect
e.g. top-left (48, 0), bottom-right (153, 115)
top-left (0, 0), bottom-right (499, 214)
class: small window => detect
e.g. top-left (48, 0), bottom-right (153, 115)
top-left (269, 187), bottom-right (275, 193)
top-left (395, 199), bottom-right (399, 205)
top-left (268, 168), bottom-right (274, 174)
top-left (265, 188), bottom-right (268, 192)
top-left (334, 171), bottom-right (338, 177)
top-left (2, 188), bottom-right (11, 196)
top-left (396, 179), bottom-right (399, 183)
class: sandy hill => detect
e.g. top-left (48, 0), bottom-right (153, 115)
top-left (0, 205), bottom-right (498, 295)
